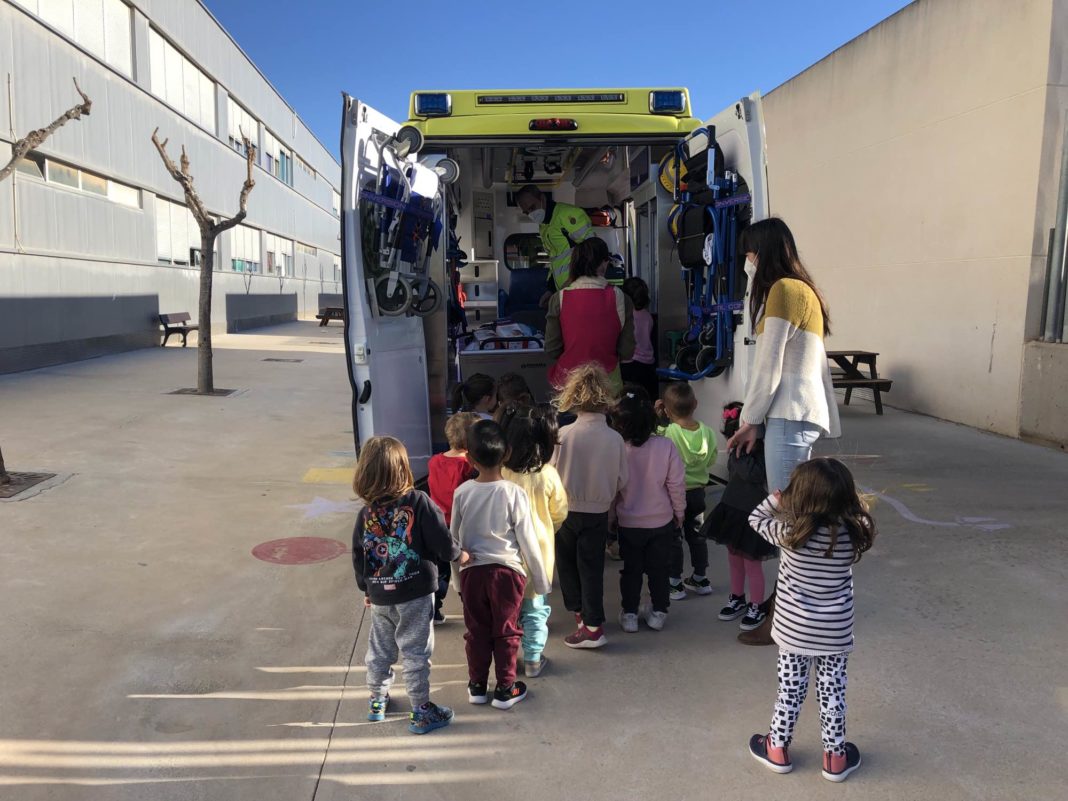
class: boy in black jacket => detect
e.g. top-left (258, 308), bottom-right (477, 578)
top-left (352, 437), bottom-right (461, 735)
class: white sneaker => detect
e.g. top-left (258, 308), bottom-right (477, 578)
top-left (645, 610), bottom-right (668, 631)
top-left (618, 612), bottom-right (639, 633)
top-left (669, 582), bottom-right (687, 601)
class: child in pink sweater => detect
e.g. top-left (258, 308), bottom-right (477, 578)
top-left (610, 385), bottom-right (686, 632)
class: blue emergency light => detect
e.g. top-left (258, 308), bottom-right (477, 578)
top-left (415, 93), bottom-right (452, 116)
top-left (649, 90), bottom-right (686, 114)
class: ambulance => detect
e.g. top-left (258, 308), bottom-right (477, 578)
top-left (339, 88), bottom-right (768, 477)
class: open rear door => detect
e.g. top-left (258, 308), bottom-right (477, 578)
top-left (340, 96), bottom-right (435, 477)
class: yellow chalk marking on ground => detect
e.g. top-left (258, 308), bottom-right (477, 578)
top-left (302, 467), bottom-right (355, 484)
top-left (902, 483), bottom-right (934, 492)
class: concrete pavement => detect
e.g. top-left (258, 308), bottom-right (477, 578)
top-left (0, 321), bottom-right (1065, 800)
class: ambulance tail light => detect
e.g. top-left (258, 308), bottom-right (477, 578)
top-left (649, 90), bottom-right (686, 114)
top-left (528, 118), bottom-right (579, 131)
top-left (414, 93), bottom-right (452, 117)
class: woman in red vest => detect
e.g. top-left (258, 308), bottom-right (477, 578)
top-left (545, 238), bottom-right (635, 396)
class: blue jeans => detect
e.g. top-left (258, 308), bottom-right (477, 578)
top-left (764, 417), bottom-right (821, 492)
top-left (520, 595), bottom-right (551, 662)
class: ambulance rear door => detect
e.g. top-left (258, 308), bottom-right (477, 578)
top-left (339, 95), bottom-right (436, 477)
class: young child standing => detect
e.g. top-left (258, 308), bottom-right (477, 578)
top-left (499, 404), bottom-right (568, 677)
top-left (704, 402), bottom-right (777, 631)
top-left (351, 436), bottom-right (461, 735)
top-left (619, 277), bottom-right (659, 401)
top-left (451, 373), bottom-right (497, 418)
top-left (552, 363), bottom-right (628, 649)
top-left (747, 457), bottom-right (876, 783)
top-left (452, 420), bottom-right (551, 710)
top-left (427, 412), bottom-right (480, 624)
top-left (656, 382), bottom-right (718, 600)
top-left (610, 387), bottom-right (685, 632)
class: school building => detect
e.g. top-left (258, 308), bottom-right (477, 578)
top-left (0, 0), bottom-right (342, 372)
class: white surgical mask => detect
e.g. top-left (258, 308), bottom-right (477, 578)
top-left (744, 259), bottom-right (757, 281)
top-left (528, 208), bottom-right (545, 225)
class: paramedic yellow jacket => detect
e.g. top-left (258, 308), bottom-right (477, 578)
top-left (541, 200), bottom-right (594, 291)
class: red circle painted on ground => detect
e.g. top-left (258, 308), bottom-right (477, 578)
top-left (252, 537), bottom-right (348, 565)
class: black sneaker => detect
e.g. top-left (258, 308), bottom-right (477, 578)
top-left (739, 602), bottom-right (766, 631)
top-left (491, 681), bottom-right (528, 710)
top-left (718, 594), bottom-right (747, 620)
top-left (433, 608), bottom-right (446, 625)
top-left (822, 742), bottom-right (862, 782)
top-left (467, 681), bottom-right (488, 705)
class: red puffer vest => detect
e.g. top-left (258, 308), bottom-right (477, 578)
top-left (548, 281), bottom-right (623, 389)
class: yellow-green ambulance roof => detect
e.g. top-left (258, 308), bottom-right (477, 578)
top-left (405, 88), bottom-right (702, 143)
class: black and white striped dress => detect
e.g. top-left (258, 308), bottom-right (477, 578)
top-left (749, 497), bottom-right (856, 656)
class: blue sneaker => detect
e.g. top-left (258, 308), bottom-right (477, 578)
top-left (367, 695), bottom-right (388, 722)
top-left (408, 702), bottom-right (454, 735)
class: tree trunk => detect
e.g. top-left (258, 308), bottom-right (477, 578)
top-left (198, 232), bottom-right (215, 395)
top-left (0, 444), bottom-right (10, 485)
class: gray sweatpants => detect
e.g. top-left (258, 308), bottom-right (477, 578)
top-left (365, 593), bottom-right (435, 709)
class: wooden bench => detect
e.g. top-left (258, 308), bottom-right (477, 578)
top-left (316, 306), bottom-right (345, 326)
top-left (827, 350), bottom-right (893, 415)
top-left (159, 312), bottom-right (198, 347)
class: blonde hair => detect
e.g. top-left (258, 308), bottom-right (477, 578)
top-left (444, 412), bottom-right (480, 451)
top-left (352, 436), bottom-right (415, 504)
top-left (555, 363), bottom-right (615, 413)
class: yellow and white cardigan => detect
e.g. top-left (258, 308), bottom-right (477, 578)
top-left (741, 278), bottom-right (841, 437)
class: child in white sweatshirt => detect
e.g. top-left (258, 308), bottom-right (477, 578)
top-left (452, 420), bottom-right (550, 711)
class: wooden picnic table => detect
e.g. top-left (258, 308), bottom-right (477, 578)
top-left (316, 307), bottom-right (345, 327)
top-left (827, 350), bottom-right (893, 415)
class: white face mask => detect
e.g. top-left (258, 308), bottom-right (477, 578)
top-left (744, 259), bottom-right (757, 281)
top-left (528, 208), bottom-right (545, 225)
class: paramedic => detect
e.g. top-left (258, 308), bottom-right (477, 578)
top-left (545, 237), bottom-right (635, 396)
top-left (516, 185), bottom-right (594, 304)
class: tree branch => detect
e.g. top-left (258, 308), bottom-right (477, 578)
top-left (151, 127), bottom-right (209, 226)
top-left (212, 135), bottom-right (256, 236)
top-left (0, 77), bottom-right (92, 183)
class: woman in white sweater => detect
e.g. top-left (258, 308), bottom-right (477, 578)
top-left (727, 218), bottom-right (840, 493)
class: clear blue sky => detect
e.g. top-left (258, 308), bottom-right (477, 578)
top-left (203, 0), bottom-right (914, 160)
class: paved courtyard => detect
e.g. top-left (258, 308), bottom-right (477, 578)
top-left (0, 322), bottom-right (1064, 800)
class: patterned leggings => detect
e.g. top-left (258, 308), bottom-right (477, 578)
top-left (769, 650), bottom-right (849, 756)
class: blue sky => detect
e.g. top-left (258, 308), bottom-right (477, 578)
top-left (204, 0), bottom-right (914, 159)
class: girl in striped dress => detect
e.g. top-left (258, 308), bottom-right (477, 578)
top-left (746, 458), bottom-right (877, 783)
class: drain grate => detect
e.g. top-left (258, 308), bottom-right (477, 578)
top-left (263, 358), bottom-right (304, 363)
top-left (0, 472), bottom-right (57, 500)
top-left (167, 388), bottom-right (238, 397)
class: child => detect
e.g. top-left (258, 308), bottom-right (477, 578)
top-left (427, 412), bottom-right (480, 624)
top-left (499, 404), bottom-right (568, 677)
top-left (452, 420), bottom-right (551, 710)
top-left (703, 402), bottom-right (777, 631)
top-left (496, 372), bottom-right (535, 410)
top-left (656, 382), bottom-right (718, 600)
top-left (351, 436), bottom-right (461, 735)
top-left (747, 457), bottom-right (876, 783)
top-left (551, 363), bottom-right (628, 649)
top-left (451, 373), bottom-right (497, 418)
top-left (610, 386), bottom-right (685, 632)
top-left (619, 277), bottom-right (659, 401)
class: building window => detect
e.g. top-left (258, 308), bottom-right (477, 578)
top-left (26, 153), bottom-right (141, 208)
top-left (14, 0), bottom-right (133, 75)
top-left (149, 27), bottom-right (216, 132)
top-left (333, 255), bottom-right (342, 282)
top-left (331, 190), bottom-right (340, 216)
top-left (262, 129), bottom-right (293, 186)
top-left (155, 196), bottom-right (203, 265)
top-left (297, 156), bottom-right (316, 179)
top-left (230, 224), bottom-right (262, 273)
top-left (227, 97), bottom-right (259, 155)
top-left (264, 233), bottom-right (293, 276)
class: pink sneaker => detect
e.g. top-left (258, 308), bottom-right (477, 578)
top-left (749, 733), bottom-right (793, 774)
top-left (564, 625), bottom-right (607, 649)
top-left (822, 743), bottom-right (861, 782)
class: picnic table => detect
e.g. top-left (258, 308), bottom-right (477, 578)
top-left (316, 307), bottom-right (345, 326)
top-left (827, 350), bottom-right (893, 415)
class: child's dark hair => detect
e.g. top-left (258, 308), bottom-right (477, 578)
top-left (779, 457), bottom-right (877, 563)
top-left (499, 403), bottom-right (559, 473)
top-left (621, 277), bottom-right (650, 311)
top-left (466, 419), bottom-right (508, 469)
top-left (662, 381), bottom-right (697, 419)
top-left (496, 372), bottom-right (534, 409)
top-left (451, 373), bottom-right (496, 413)
top-left (569, 237), bottom-right (611, 283)
top-left (610, 384), bottom-right (657, 447)
top-left (722, 401), bottom-right (744, 438)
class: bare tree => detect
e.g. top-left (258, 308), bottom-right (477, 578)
top-left (0, 77), bottom-right (92, 485)
top-left (152, 129), bottom-right (256, 394)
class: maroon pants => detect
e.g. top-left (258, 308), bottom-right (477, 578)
top-left (460, 564), bottom-right (527, 687)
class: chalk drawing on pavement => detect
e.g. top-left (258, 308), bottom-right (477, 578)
top-left (252, 537), bottom-right (348, 564)
top-left (860, 486), bottom-right (1011, 532)
top-left (287, 496), bottom-right (360, 519)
